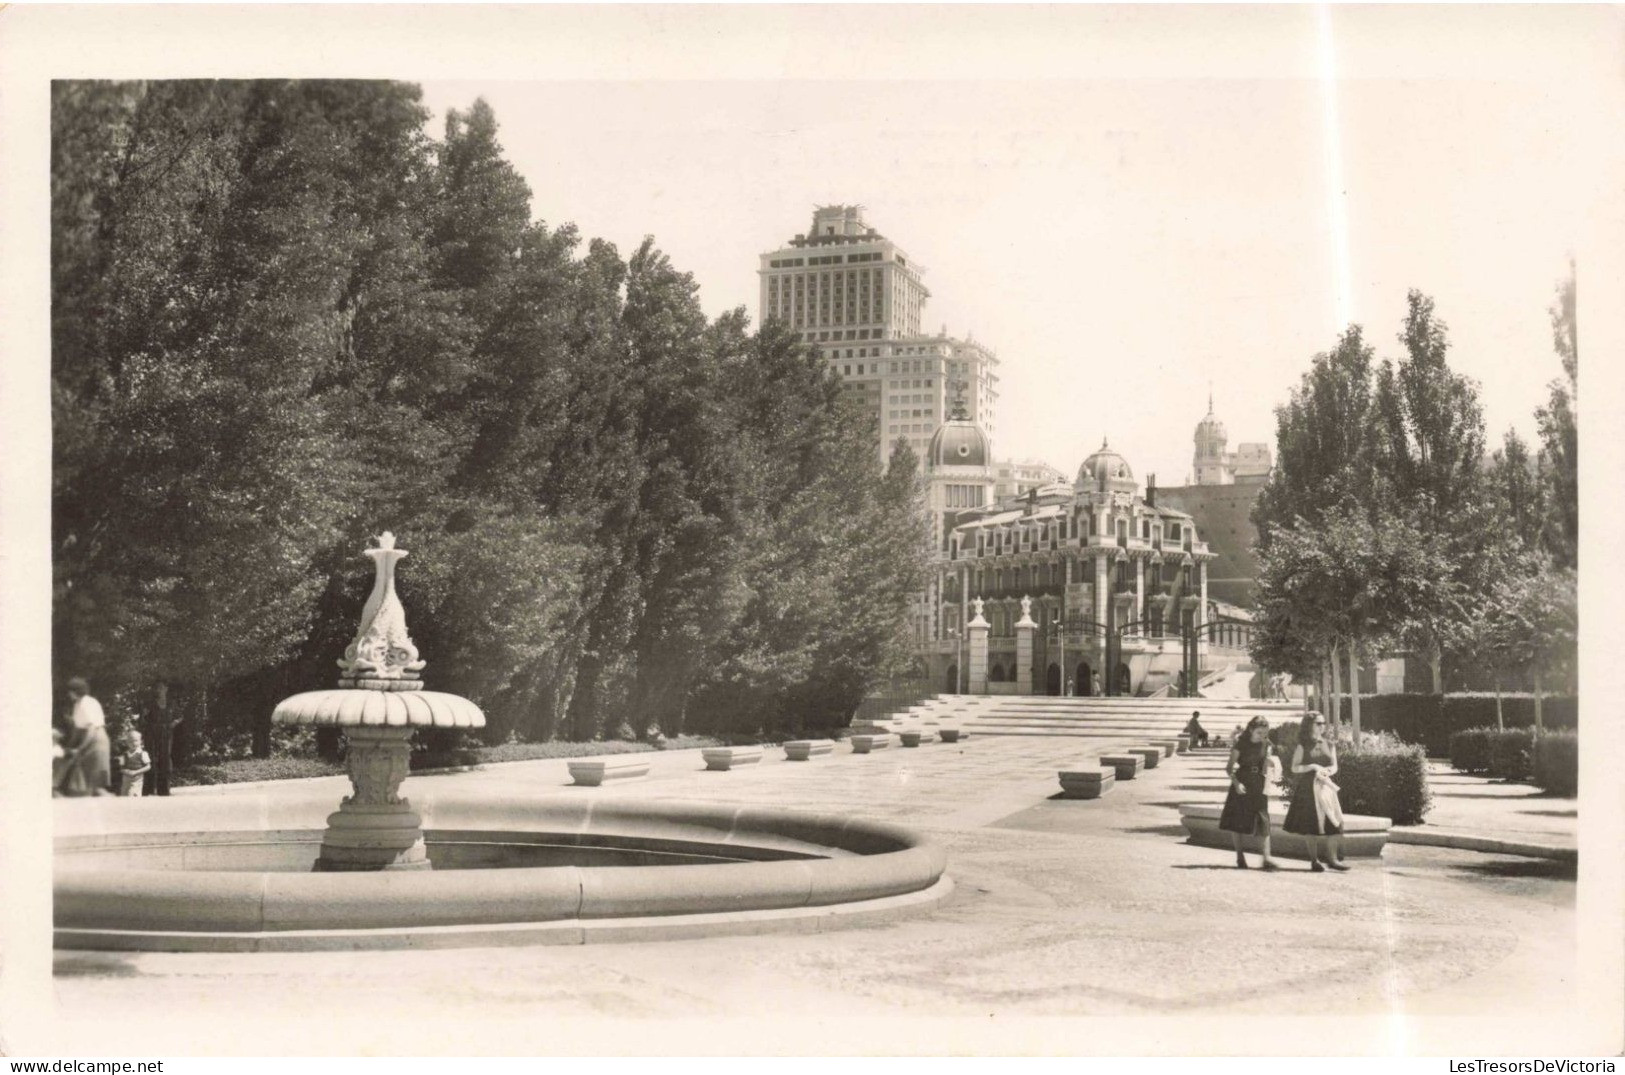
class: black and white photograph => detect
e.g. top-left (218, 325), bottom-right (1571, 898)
top-left (2, 3), bottom-right (1622, 1061)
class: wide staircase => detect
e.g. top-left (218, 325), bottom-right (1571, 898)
top-left (865, 694), bottom-right (1303, 742)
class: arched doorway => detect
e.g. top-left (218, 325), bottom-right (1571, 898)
top-left (1046, 663), bottom-right (1061, 695)
top-left (1076, 662), bottom-right (1092, 697)
top-left (946, 663), bottom-right (959, 695)
top-left (990, 662), bottom-right (1007, 683)
top-left (1117, 663), bottom-right (1132, 696)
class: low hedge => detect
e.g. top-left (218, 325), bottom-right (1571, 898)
top-left (1487, 728), bottom-right (1536, 781)
top-left (1531, 731), bottom-right (1579, 796)
top-left (173, 736), bottom-right (726, 784)
top-left (172, 756), bottom-right (346, 787)
top-left (1449, 728), bottom-right (1493, 773)
top-left (1276, 730), bottom-right (1432, 826)
top-left (1333, 693), bottom-right (1577, 757)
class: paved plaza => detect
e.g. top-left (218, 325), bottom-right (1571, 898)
top-left (51, 736), bottom-right (1589, 1055)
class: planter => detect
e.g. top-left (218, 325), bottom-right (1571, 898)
top-left (1178, 802), bottom-right (1390, 860)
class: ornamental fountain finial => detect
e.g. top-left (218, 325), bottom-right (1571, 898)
top-left (338, 531), bottom-right (426, 687)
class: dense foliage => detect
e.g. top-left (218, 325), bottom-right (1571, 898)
top-left (1448, 728), bottom-right (1494, 774)
top-left (1250, 280), bottom-right (1579, 723)
top-left (52, 81), bottom-right (927, 760)
top-left (1531, 731), bottom-right (1578, 797)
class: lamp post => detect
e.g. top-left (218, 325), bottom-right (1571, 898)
top-left (1052, 614), bottom-right (1066, 696)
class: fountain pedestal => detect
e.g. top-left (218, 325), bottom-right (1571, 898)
top-left (272, 532), bottom-right (485, 873)
top-left (316, 726), bottom-right (428, 872)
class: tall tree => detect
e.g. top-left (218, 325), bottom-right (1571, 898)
top-left (1487, 429), bottom-right (1547, 556)
top-left (1373, 290), bottom-right (1491, 691)
top-left (1537, 259), bottom-right (1578, 569)
top-left (1253, 326), bottom-right (1383, 549)
top-left (52, 82), bottom-right (389, 749)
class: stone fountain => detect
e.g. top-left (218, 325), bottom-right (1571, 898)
top-left (273, 532), bottom-right (483, 871)
top-left (53, 532), bottom-right (950, 951)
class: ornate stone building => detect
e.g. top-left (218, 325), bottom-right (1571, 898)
top-left (918, 419), bottom-right (1225, 697)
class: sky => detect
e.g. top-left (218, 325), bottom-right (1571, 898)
top-left (414, 6), bottom-right (1612, 488)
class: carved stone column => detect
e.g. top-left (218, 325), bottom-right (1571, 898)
top-left (316, 726), bottom-right (428, 872)
top-left (967, 598), bottom-right (990, 695)
top-left (1015, 596), bottom-right (1037, 695)
top-left (1094, 554), bottom-right (1108, 627)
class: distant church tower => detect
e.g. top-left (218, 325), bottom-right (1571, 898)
top-left (1193, 390), bottom-right (1232, 485)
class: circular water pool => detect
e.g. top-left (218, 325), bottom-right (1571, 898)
top-left (54, 795), bottom-right (950, 951)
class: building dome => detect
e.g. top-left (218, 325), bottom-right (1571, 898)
top-left (1195, 410), bottom-right (1227, 447)
top-left (927, 416), bottom-right (990, 469)
top-left (1077, 439), bottom-right (1134, 489)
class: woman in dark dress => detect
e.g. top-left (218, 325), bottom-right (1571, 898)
top-left (1282, 714), bottom-right (1349, 872)
top-left (1219, 716), bottom-right (1279, 870)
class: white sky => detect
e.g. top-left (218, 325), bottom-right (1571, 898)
top-left (416, 6), bottom-right (1613, 486)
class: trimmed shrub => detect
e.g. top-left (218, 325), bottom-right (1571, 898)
top-left (1449, 727), bottom-right (1494, 773)
top-left (1531, 731), bottom-right (1578, 797)
top-left (1336, 732), bottom-right (1433, 825)
top-left (1487, 728), bottom-right (1536, 781)
top-left (1275, 730), bottom-right (1432, 825)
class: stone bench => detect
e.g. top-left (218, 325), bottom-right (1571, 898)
top-left (1097, 754), bottom-right (1144, 780)
top-left (849, 734), bottom-right (893, 754)
top-left (701, 746), bottom-right (764, 771)
top-left (784, 739), bottom-right (835, 761)
top-left (1149, 739), bottom-right (1181, 758)
top-left (1127, 747), bottom-right (1162, 769)
top-left (937, 728), bottom-right (964, 744)
top-left (1178, 802), bottom-right (1391, 860)
top-left (568, 756), bottom-right (652, 787)
top-left (1057, 765), bottom-right (1116, 799)
top-left (1174, 736), bottom-right (1192, 754)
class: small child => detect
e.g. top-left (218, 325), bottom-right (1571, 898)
top-left (118, 731), bottom-right (152, 797)
top-left (52, 727), bottom-right (72, 796)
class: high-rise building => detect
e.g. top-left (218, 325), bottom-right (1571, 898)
top-left (757, 206), bottom-right (999, 465)
top-left (758, 205), bottom-right (928, 339)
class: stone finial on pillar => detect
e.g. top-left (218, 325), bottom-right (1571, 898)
top-left (967, 597), bottom-right (990, 695)
top-left (1015, 596), bottom-right (1036, 694)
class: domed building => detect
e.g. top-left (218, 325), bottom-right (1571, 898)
top-left (919, 418), bottom-right (1226, 698)
top-left (921, 400), bottom-right (997, 550)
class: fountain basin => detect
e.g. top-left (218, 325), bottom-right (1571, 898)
top-left (54, 793), bottom-right (949, 951)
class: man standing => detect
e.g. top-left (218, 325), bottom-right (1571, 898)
top-left (141, 680), bottom-right (181, 796)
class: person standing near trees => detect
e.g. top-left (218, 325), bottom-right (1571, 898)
top-left (64, 676), bottom-right (112, 796)
top-left (141, 681), bottom-right (181, 796)
top-left (1282, 714), bottom-right (1349, 871)
top-left (1219, 716), bottom-right (1280, 870)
